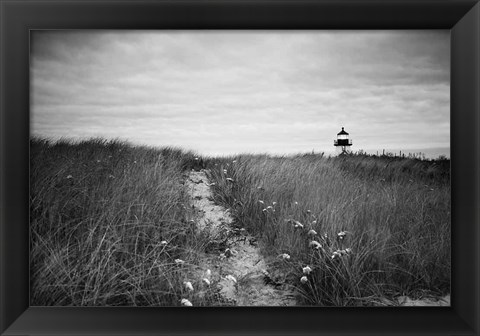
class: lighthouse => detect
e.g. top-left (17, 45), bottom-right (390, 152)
top-left (334, 127), bottom-right (353, 154)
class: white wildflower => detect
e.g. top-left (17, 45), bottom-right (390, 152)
top-left (174, 259), bottom-right (185, 265)
top-left (160, 240), bottom-right (168, 246)
top-left (307, 229), bottom-right (317, 236)
top-left (279, 253), bottom-right (291, 260)
top-left (309, 240), bottom-right (322, 249)
top-left (184, 281), bottom-right (194, 291)
top-left (225, 275), bottom-right (237, 283)
top-left (302, 266), bottom-right (312, 275)
top-left (300, 276), bottom-right (308, 284)
top-left (181, 298), bottom-right (192, 306)
top-left (331, 251), bottom-right (342, 259)
top-left (202, 278), bottom-right (211, 286)
top-left (293, 221), bottom-right (304, 229)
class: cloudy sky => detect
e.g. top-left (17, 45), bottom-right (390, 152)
top-left (31, 30), bottom-right (450, 157)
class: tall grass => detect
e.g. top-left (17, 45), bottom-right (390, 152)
top-left (30, 137), bottom-right (451, 306)
top-left (206, 153), bottom-right (450, 306)
top-left (30, 138), bottom-right (221, 306)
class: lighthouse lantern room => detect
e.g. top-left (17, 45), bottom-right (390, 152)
top-left (334, 127), bottom-right (353, 154)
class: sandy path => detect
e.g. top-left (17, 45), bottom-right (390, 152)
top-left (186, 169), bottom-right (231, 233)
top-left (185, 169), bottom-right (296, 306)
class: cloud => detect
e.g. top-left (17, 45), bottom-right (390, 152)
top-left (31, 30), bottom-right (450, 157)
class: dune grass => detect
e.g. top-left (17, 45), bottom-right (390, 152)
top-left (30, 138), bottom-right (222, 306)
top-left (30, 138), bottom-right (450, 306)
top-left (205, 153), bottom-right (450, 306)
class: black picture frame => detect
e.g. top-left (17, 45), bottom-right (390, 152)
top-left (1, 0), bottom-right (479, 335)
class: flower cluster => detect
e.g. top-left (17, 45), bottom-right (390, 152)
top-left (220, 166), bottom-right (236, 185)
top-left (279, 209), bottom-right (354, 285)
top-left (331, 248), bottom-right (352, 259)
top-left (260, 201), bottom-right (276, 213)
top-left (179, 268), bottom-right (214, 307)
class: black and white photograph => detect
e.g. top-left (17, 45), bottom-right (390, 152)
top-left (30, 30), bottom-right (451, 307)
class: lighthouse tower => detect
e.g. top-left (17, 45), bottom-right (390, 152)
top-left (334, 127), bottom-right (353, 154)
